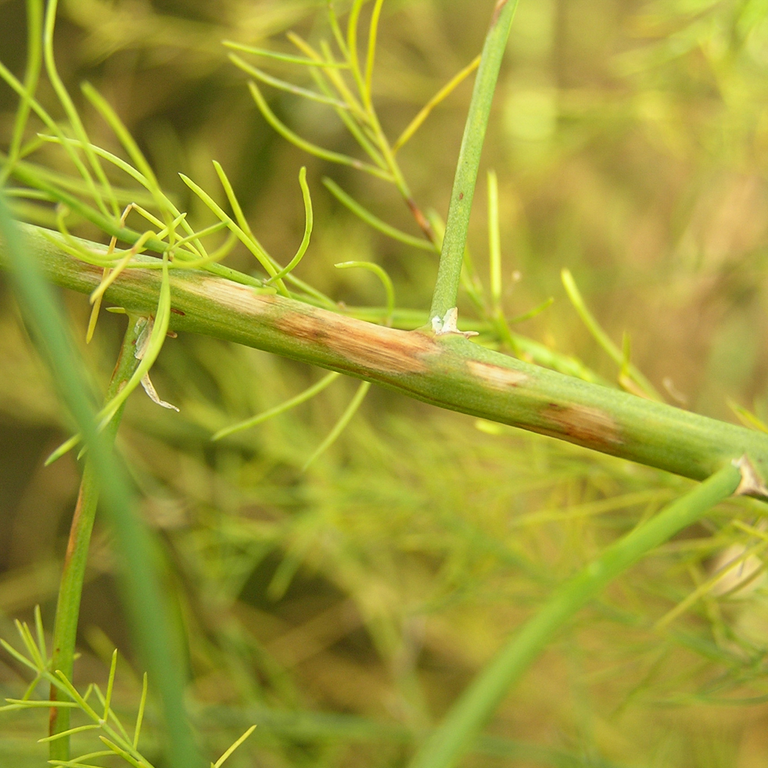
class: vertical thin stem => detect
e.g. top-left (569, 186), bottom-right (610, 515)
top-left (407, 461), bottom-right (743, 768)
top-left (0, 196), bottom-right (203, 768)
top-left (0, 0), bottom-right (43, 185)
top-left (429, 0), bottom-right (520, 323)
top-left (48, 317), bottom-right (143, 761)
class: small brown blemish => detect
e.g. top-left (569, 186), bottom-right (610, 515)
top-left (467, 360), bottom-right (527, 390)
top-left (459, 192), bottom-right (464, 200)
top-left (171, 307), bottom-right (186, 316)
top-left (542, 404), bottom-right (623, 448)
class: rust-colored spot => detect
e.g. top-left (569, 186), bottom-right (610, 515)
top-left (49, 687), bottom-right (59, 731)
top-left (171, 307), bottom-right (186, 316)
top-left (276, 310), bottom-right (436, 375)
top-left (467, 360), bottom-right (527, 389)
top-left (542, 403), bottom-right (623, 448)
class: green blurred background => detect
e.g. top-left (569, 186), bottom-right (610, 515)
top-left (2, 0), bottom-right (768, 765)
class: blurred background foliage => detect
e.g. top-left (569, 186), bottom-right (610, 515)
top-left (2, 0), bottom-right (768, 766)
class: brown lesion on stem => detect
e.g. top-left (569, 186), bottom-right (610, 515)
top-left (48, 689), bottom-right (59, 733)
top-left (540, 403), bottom-right (624, 450)
top-left (466, 360), bottom-right (527, 390)
top-left (275, 308), bottom-right (436, 376)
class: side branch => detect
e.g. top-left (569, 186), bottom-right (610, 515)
top-left (429, 0), bottom-right (519, 320)
top-left (7, 223), bottom-right (768, 494)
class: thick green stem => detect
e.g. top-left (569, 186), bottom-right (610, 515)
top-left (48, 317), bottom-right (143, 761)
top-left (429, 0), bottom-right (519, 322)
top-left (407, 461), bottom-right (743, 768)
top-left (9, 223), bottom-right (768, 494)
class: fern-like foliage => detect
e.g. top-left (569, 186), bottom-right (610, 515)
top-left (0, 608), bottom-right (255, 768)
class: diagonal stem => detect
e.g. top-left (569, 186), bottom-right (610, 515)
top-left (7, 223), bottom-right (768, 493)
top-left (407, 460), bottom-right (743, 768)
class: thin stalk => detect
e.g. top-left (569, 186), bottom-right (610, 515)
top-left (228, 54), bottom-right (351, 109)
top-left (335, 261), bottom-right (395, 326)
top-left (407, 461), bottom-right (743, 768)
top-left (42, 0), bottom-right (118, 218)
top-left (309, 14), bottom-right (424, 224)
top-left (213, 371), bottom-right (341, 441)
top-left (364, 0), bottom-right (386, 103)
top-left (48, 317), bottom-right (143, 761)
top-left (0, 201), bottom-right (203, 768)
top-left (393, 55), bottom-right (481, 154)
top-left (429, 0), bottom-right (519, 322)
top-left (7, 158), bottom-right (270, 291)
top-left (487, 169), bottom-right (522, 357)
top-left (302, 380), bottom-right (371, 470)
top-left (304, 50), bottom-right (388, 168)
top-left (8, 222), bottom-right (768, 492)
top-left (0, 0), bottom-right (43, 185)
top-left (562, 268), bottom-right (662, 400)
top-left (322, 177), bottom-right (435, 251)
top-left (247, 81), bottom-right (391, 181)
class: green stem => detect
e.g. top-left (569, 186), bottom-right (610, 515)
top-left (48, 317), bottom-right (143, 761)
top-left (10, 223), bottom-right (768, 492)
top-left (429, 0), bottom-right (519, 322)
top-left (6, 157), bottom-right (265, 291)
top-left (407, 461), bottom-right (743, 768)
top-left (0, 201), bottom-right (203, 768)
top-left (0, 0), bottom-right (43, 186)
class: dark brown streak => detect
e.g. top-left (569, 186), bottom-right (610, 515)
top-left (406, 197), bottom-right (438, 246)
